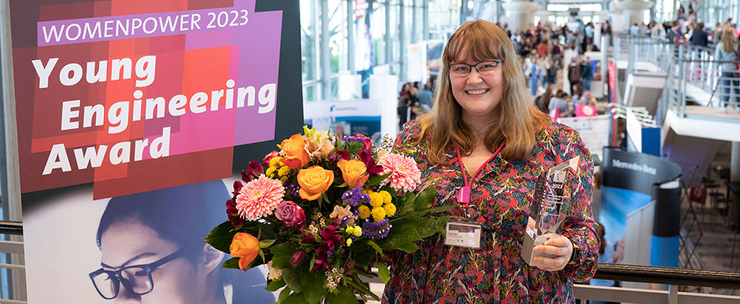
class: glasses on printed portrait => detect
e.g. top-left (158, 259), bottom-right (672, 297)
top-left (448, 59), bottom-right (503, 77)
top-left (89, 250), bottom-right (186, 300)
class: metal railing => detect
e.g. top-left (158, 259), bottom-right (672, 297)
top-left (619, 35), bottom-right (740, 120)
top-left (5, 221), bottom-right (740, 304)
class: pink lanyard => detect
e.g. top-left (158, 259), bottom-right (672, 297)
top-left (455, 142), bottom-right (505, 210)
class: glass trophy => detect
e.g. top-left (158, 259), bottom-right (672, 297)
top-left (522, 156), bottom-right (581, 267)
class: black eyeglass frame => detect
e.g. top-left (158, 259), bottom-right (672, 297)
top-left (448, 59), bottom-right (504, 77)
top-left (89, 249), bottom-right (185, 300)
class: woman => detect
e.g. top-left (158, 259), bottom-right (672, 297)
top-left (91, 180), bottom-right (275, 304)
top-left (383, 20), bottom-right (598, 303)
top-left (714, 27), bottom-right (739, 108)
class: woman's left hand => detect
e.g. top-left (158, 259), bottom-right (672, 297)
top-left (532, 234), bottom-right (573, 272)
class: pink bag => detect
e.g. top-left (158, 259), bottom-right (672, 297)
top-left (576, 104), bottom-right (597, 117)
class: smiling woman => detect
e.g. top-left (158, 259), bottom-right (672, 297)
top-left (91, 180), bottom-right (276, 304)
top-left (383, 20), bottom-right (599, 303)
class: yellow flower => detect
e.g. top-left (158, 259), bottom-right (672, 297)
top-left (371, 207), bottom-right (386, 222)
top-left (352, 226), bottom-right (362, 237)
top-left (278, 166), bottom-right (291, 177)
top-left (358, 205), bottom-right (371, 219)
top-left (379, 191), bottom-right (392, 204)
top-left (369, 192), bottom-right (384, 208)
top-left (230, 232), bottom-right (259, 271)
top-left (384, 203), bottom-right (397, 217)
top-left (297, 166), bottom-right (335, 200)
top-left (346, 239), bottom-right (353, 246)
top-left (269, 156), bottom-right (283, 167)
top-left (337, 159), bottom-right (369, 188)
top-left (265, 166), bottom-right (277, 177)
top-left (346, 226), bottom-right (355, 235)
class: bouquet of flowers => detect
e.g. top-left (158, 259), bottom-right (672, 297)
top-left (205, 127), bottom-right (453, 304)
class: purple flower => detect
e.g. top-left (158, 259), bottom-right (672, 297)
top-left (275, 201), bottom-right (305, 226)
top-left (361, 218), bottom-right (392, 239)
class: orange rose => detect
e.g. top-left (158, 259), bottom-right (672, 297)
top-left (230, 232), bottom-right (260, 271)
top-left (280, 134), bottom-right (310, 169)
top-left (337, 159), bottom-right (369, 188)
top-left (297, 165), bottom-right (334, 200)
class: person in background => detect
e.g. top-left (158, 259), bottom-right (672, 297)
top-left (549, 89), bottom-right (573, 117)
top-left (713, 22), bottom-right (723, 44)
top-left (690, 22), bottom-right (709, 47)
top-left (529, 55), bottom-right (543, 96)
top-left (537, 39), bottom-right (549, 58)
top-left (713, 27), bottom-right (740, 108)
top-left (580, 56), bottom-right (594, 93)
top-left (550, 39), bottom-right (562, 67)
top-left (398, 83), bottom-right (415, 128)
top-left (568, 57), bottom-right (581, 96)
top-left (417, 80), bottom-right (434, 113)
top-left (382, 20), bottom-right (598, 303)
top-left (580, 90), bottom-right (598, 108)
top-left (630, 23), bottom-right (640, 36)
top-left (91, 181), bottom-right (276, 304)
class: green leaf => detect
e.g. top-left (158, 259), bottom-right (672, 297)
top-left (375, 263), bottom-right (391, 284)
top-left (367, 172), bottom-right (392, 186)
top-left (282, 267), bottom-right (302, 293)
top-left (309, 256), bottom-right (316, 272)
top-left (203, 221), bottom-right (237, 253)
top-left (325, 285), bottom-right (361, 304)
top-left (221, 257), bottom-right (240, 269)
top-left (402, 217), bottom-right (450, 239)
top-left (396, 192), bottom-right (416, 217)
top-left (277, 286), bottom-right (292, 303)
top-left (367, 240), bottom-right (384, 256)
top-left (282, 291), bottom-right (306, 304)
top-left (414, 186), bottom-right (436, 211)
top-left (344, 276), bottom-right (379, 300)
top-left (352, 249), bottom-right (374, 268)
top-left (395, 242), bottom-right (420, 253)
top-left (271, 243), bottom-right (296, 269)
top-left (259, 249), bottom-right (266, 264)
top-left (266, 279), bottom-right (286, 291)
top-left (300, 268), bottom-right (327, 304)
top-left (348, 240), bottom-right (370, 252)
top-left (375, 224), bottom-right (422, 253)
top-left (260, 239), bottom-right (276, 248)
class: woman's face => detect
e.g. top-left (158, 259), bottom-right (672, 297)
top-left (449, 49), bottom-right (504, 122)
top-left (99, 218), bottom-right (208, 304)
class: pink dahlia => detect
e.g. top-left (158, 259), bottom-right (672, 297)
top-left (235, 175), bottom-right (285, 221)
top-left (378, 153), bottom-right (421, 192)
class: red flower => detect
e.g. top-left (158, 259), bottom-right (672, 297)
top-left (226, 198), bottom-right (245, 228)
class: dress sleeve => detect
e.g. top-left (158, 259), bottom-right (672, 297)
top-left (556, 125), bottom-right (599, 282)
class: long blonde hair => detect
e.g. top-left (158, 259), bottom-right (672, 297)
top-left (417, 20), bottom-right (547, 164)
top-left (721, 27), bottom-right (737, 54)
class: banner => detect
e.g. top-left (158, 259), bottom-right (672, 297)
top-left (599, 148), bottom-right (681, 267)
top-left (9, 0), bottom-right (303, 303)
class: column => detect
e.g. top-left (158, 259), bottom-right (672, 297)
top-left (501, 1), bottom-right (541, 33)
top-left (609, 2), bottom-right (625, 34)
top-left (614, 1), bottom-right (653, 29)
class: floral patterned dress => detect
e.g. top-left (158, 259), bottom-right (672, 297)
top-left (382, 119), bottom-right (599, 304)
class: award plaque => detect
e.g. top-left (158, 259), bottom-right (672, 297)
top-left (522, 156), bottom-right (581, 267)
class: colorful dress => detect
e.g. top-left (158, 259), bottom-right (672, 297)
top-left (382, 119), bottom-right (599, 303)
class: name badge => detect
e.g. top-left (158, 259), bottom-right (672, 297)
top-left (444, 221), bottom-right (482, 249)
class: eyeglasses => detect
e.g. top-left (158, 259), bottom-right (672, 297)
top-left (89, 250), bottom-right (186, 300)
top-left (448, 59), bottom-right (503, 77)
